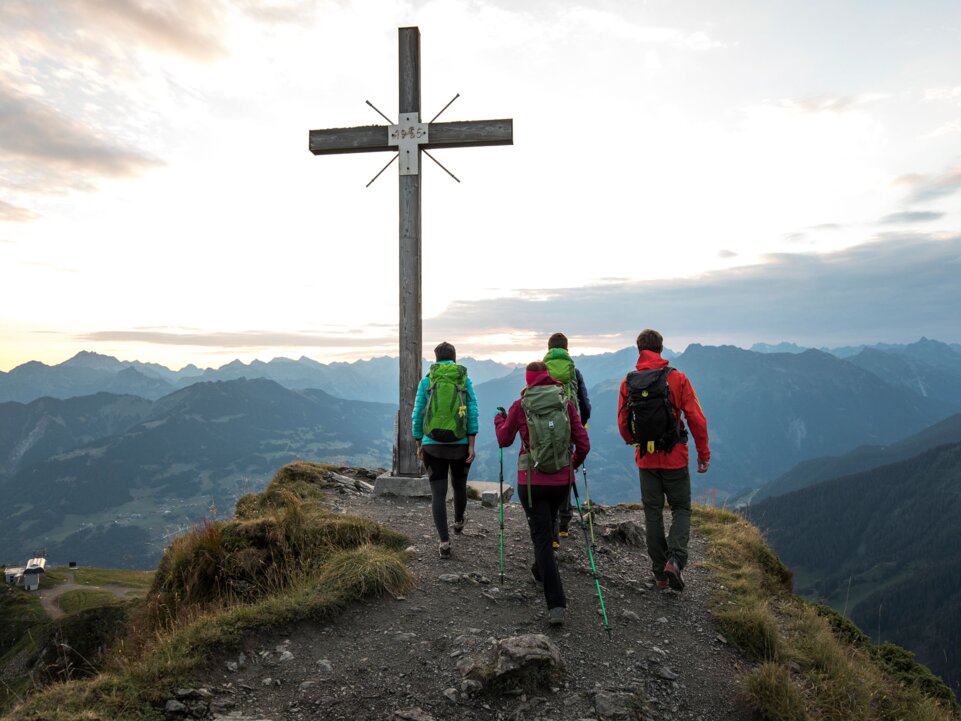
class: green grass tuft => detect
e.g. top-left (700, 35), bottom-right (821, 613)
top-left (746, 662), bottom-right (808, 721)
top-left (714, 603), bottom-right (782, 661)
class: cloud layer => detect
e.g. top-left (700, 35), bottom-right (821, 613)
top-left (426, 233), bottom-right (961, 348)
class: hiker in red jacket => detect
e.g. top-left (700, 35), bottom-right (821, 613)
top-left (617, 329), bottom-right (710, 592)
top-left (495, 361), bottom-right (590, 627)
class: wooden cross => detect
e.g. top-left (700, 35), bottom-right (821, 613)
top-left (309, 27), bottom-right (513, 477)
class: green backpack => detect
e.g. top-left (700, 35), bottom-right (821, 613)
top-left (543, 347), bottom-right (580, 413)
top-left (423, 363), bottom-right (469, 443)
top-left (520, 384), bottom-right (572, 475)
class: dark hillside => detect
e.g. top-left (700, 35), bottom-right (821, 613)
top-left (0, 393), bottom-right (152, 478)
top-left (748, 441), bottom-right (961, 692)
top-left (755, 413), bottom-right (961, 501)
top-left (0, 379), bottom-right (394, 568)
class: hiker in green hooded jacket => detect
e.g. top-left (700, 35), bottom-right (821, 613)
top-left (543, 332), bottom-right (592, 546)
top-left (412, 342), bottom-right (479, 559)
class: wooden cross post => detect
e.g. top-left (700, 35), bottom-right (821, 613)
top-left (309, 27), bottom-right (512, 477)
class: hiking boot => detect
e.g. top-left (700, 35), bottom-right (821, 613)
top-left (653, 570), bottom-right (669, 590)
top-left (664, 557), bottom-right (685, 591)
top-left (548, 607), bottom-right (565, 626)
top-left (552, 539), bottom-right (560, 550)
top-left (558, 530), bottom-right (569, 538)
top-left (439, 542), bottom-right (451, 559)
top-left (452, 519), bottom-right (465, 534)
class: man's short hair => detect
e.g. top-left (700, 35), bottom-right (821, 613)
top-left (547, 332), bottom-right (568, 350)
top-left (526, 360), bottom-right (548, 372)
top-left (434, 342), bottom-right (457, 362)
top-left (636, 329), bottom-right (664, 354)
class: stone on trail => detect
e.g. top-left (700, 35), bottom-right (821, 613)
top-left (602, 520), bottom-right (646, 547)
top-left (456, 633), bottom-right (565, 691)
top-left (374, 473), bottom-right (431, 498)
top-left (468, 481), bottom-right (514, 506)
top-left (394, 708), bottom-right (437, 721)
top-left (593, 689), bottom-right (638, 721)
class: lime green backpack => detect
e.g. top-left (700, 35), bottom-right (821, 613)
top-left (423, 363), bottom-right (469, 442)
top-left (543, 347), bottom-right (580, 413)
top-left (520, 384), bottom-right (572, 475)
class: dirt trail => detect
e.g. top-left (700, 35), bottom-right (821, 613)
top-left (39, 576), bottom-right (139, 619)
top-left (199, 481), bottom-right (757, 721)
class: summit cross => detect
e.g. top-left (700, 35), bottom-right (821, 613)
top-left (308, 26), bottom-right (513, 477)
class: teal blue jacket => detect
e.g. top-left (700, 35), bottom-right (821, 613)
top-left (411, 361), bottom-right (479, 445)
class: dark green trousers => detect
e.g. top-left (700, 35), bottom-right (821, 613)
top-left (639, 466), bottom-right (692, 572)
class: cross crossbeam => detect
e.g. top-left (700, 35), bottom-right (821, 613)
top-left (308, 27), bottom-right (512, 477)
top-left (309, 119), bottom-right (514, 155)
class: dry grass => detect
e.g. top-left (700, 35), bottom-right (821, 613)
top-left (694, 506), bottom-right (959, 721)
top-left (4, 462), bottom-right (412, 721)
top-left (745, 662), bottom-right (807, 721)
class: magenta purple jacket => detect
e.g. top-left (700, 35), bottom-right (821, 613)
top-left (494, 373), bottom-right (591, 488)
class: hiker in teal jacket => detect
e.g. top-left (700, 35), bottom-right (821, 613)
top-left (412, 342), bottom-right (479, 558)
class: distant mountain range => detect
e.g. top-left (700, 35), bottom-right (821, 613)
top-left (0, 378), bottom-right (394, 569)
top-left (747, 441), bottom-right (961, 694)
top-left (0, 351), bottom-right (518, 405)
top-left (469, 341), bottom-right (961, 502)
top-left (3, 338), bottom-right (961, 566)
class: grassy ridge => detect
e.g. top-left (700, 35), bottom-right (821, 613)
top-left (3, 462), bottom-right (412, 721)
top-left (695, 506), bottom-right (959, 720)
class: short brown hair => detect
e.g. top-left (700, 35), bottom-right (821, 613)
top-left (547, 332), bottom-right (568, 350)
top-left (636, 329), bottom-right (664, 354)
top-left (526, 361), bottom-right (548, 372)
top-left (434, 342), bottom-right (456, 362)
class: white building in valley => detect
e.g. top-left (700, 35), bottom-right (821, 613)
top-left (3, 557), bottom-right (46, 591)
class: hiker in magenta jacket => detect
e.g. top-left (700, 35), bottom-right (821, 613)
top-left (494, 361), bottom-right (590, 626)
top-left (616, 329), bottom-right (710, 592)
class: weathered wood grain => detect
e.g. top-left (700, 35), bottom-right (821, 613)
top-left (427, 119), bottom-right (513, 148)
top-left (396, 27), bottom-right (423, 477)
top-left (308, 125), bottom-right (388, 155)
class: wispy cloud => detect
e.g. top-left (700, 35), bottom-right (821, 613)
top-left (780, 94), bottom-right (888, 114)
top-left (0, 199), bottom-right (38, 222)
top-left (425, 234), bottom-right (961, 347)
top-left (0, 81), bottom-right (161, 178)
top-left (1, 1), bottom-right (227, 62)
top-left (902, 162), bottom-right (961, 203)
top-left (564, 7), bottom-right (730, 51)
top-left (76, 328), bottom-right (398, 349)
top-left (880, 210), bottom-right (944, 224)
top-left (924, 85), bottom-right (961, 104)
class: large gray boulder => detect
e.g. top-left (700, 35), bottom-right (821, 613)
top-left (456, 633), bottom-right (564, 691)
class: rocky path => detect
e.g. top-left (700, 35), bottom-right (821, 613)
top-left (197, 482), bottom-right (755, 721)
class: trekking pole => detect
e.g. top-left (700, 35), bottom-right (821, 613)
top-left (571, 476), bottom-right (612, 639)
top-left (497, 407), bottom-right (507, 585)
top-left (498, 446), bottom-right (505, 585)
top-left (581, 461), bottom-right (596, 546)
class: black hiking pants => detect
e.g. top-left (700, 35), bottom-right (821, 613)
top-left (519, 483), bottom-right (568, 610)
top-left (423, 445), bottom-right (471, 543)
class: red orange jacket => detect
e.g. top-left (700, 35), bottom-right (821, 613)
top-left (617, 351), bottom-right (710, 470)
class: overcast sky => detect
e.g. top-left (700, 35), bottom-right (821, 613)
top-left (2, 0), bottom-right (960, 371)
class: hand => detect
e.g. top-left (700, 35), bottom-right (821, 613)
top-left (416, 443), bottom-right (423, 461)
top-left (466, 437), bottom-right (476, 464)
top-left (697, 457), bottom-right (710, 473)
top-left (496, 406), bottom-right (507, 418)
